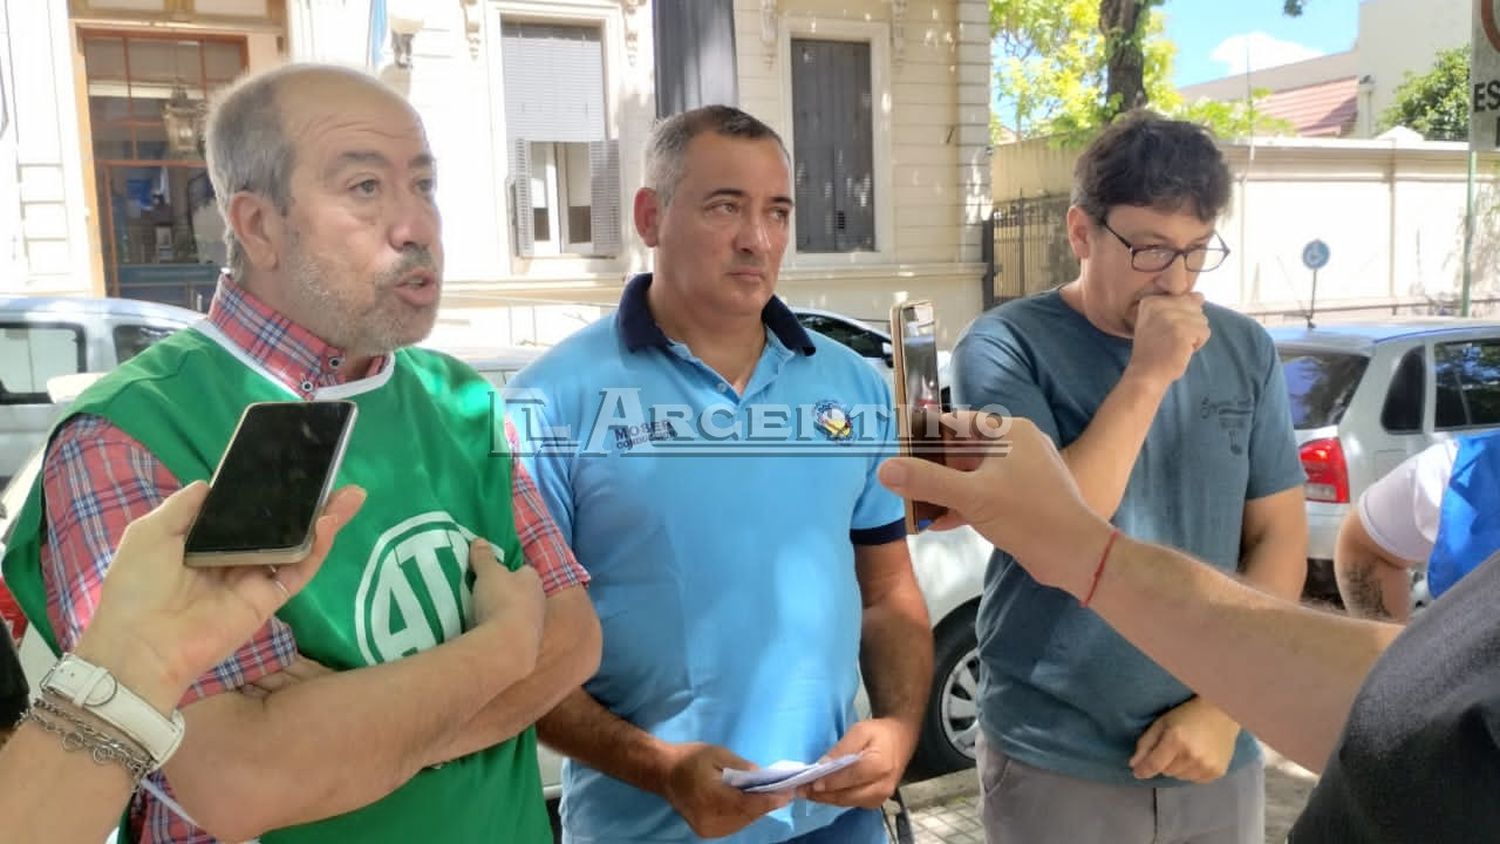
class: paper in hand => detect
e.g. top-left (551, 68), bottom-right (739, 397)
top-left (720, 753), bottom-right (864, 794)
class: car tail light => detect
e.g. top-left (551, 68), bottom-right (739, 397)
top-left (0, 580), bottom-right (26, 644)
top-left (1300, 437), bottom-right (1350, 504)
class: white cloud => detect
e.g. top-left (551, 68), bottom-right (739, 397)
top-left (1210, 32), bottom-right (1325, 76)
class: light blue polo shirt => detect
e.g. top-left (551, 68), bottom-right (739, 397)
top-left (508, 274), bottom-right (905, 844)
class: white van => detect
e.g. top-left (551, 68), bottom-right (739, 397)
top-left (0, 296), bottom-right (200, 485)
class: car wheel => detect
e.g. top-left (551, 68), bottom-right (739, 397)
top-left (906, 604), bottom-right (980, 781)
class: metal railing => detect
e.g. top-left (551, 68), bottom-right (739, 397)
top-left (988, 194), bottom-right (1077, 304)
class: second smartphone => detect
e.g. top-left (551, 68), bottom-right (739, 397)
top-left (890, 300), bottom-right (949, 533)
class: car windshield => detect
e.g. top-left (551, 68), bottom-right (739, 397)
top-left (1278, 347), bottom-right (1370, 429)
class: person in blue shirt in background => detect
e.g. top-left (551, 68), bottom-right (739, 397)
top-left (509, 105), bottom-right (933, 843)
top-left (949, 111), bottom-right (1308, 844)
top-left (1336, 430), bottom-right (1500, 620)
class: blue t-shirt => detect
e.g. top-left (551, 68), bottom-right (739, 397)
top-left (1430, 431), bottom-right (1500, 597)
top-left (508, 274), bottom-right (905, 843)
top-left (951, 288), bottom-right (1304, 786)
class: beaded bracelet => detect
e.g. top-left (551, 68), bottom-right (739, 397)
top-left (21, 696), bottom-right (154, 784)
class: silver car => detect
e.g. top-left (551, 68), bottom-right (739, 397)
top-left (1271, 318), bottom-right (1500, 603)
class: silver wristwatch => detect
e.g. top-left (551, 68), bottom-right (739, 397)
top-left (40, 653), bottom-right (187, 769)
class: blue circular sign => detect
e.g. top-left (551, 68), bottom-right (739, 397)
top-left (1302, 239), bottom-right (1331, 271)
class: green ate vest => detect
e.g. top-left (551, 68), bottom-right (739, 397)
top-left (1, 326), bottom-right (550, 843)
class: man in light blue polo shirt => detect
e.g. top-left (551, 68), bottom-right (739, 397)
top-left (508, 105), bottom-right (933, 843)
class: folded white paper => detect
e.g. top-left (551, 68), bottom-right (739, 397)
top-left (720, 753), bottom-right (864, 794)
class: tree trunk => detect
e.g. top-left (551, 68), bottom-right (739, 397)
top-left (1099, 0), bottom-right (1149, 118)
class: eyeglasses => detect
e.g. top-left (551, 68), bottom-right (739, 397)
top-left (1099, 218), bottom-right (1231, 273)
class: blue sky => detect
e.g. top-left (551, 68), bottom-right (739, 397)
top-left (1161, 0), bottom-right (1361, 86)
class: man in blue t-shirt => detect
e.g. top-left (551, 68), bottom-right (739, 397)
top-left (951, 111), bottom-right (1307, 843)
top-left (509, 106), bottom-right (933, 844)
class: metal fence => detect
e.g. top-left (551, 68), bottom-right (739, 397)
top-left (990, 194), bottom-right (1077, 303)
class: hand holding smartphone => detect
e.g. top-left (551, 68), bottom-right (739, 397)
top-left (890, 301), bottom-right (948, 533)
top-left (183, 401), bottom-right (358, 568)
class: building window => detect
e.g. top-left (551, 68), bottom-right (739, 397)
top-left (527, 141), bottom-right (595, 252)
top-left (790, 38), bottom-right (875, 253)
top-left (81, 33), bottom-right (247, 310)
top-left (501, 21), bottom-right (620, 258)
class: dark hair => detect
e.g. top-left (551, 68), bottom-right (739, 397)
top-left (645, 105), bottom-right (788, 207)
top-left (1071, 110), bottom-right (1231, 224)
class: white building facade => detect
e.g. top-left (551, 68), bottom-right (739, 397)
top-left (0, 0), bottom-right (992, 346)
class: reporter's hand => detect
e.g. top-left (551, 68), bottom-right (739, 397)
top-left (1129, 697), bottom-right (1241, 783)
top-left (661, 742), bottom-right (794, 839)
top-left (468, 539), bottom-right (545, 668)
top-left (1125, 293), bottom-right (1210, 389)
top-left (74, 482), bottom-right (365, 712)
top-left (803, 718), bottom-right (916, 808)
top-left (877, 413), bottom-right (1111, 596)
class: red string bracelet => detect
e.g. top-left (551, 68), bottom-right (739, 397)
top-left (1080, 528), bottom-right (1120, 609)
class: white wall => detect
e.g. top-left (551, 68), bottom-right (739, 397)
top-left (0, 0), bottom-right (19, 290)
top-left (1215, 137), bottom-right (1500, 319)
top-left (1357, 0), bottom-right (1468, 122)
top-left (0, 0), bottom-right (94, 297)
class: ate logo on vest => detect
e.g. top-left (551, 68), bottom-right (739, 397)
top-left (354, 511), bottom-right (497, 665)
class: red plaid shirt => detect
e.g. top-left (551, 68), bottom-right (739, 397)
top-left (38, 279), bottom-right (586, 843)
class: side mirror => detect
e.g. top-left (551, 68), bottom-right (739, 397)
top-left (880, 341), bottom-right (894, 367)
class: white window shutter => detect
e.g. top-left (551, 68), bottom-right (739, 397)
top-left (510, 139), bottom-right (534, 258)
top-left (589, 139), bottom-right (622, 257)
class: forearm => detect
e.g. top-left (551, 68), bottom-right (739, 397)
top-left (858, 591), bottom-right (933, 734)
top-left (1061, 374), bottom-right (1167, 518)
top-left (0, 631), bottom-right (189, 843)
top-left (536, 688), bottom-right (678, 797)
top-left (1240, 528), bottom-right (1307, 602)
top-left (1335, 531), bottom-right (1412, 622)
top-left (1069, 527), bottom-right (1400, 772)
top-left (166, 620), bottom-right (533, 841)
top-left (0, 718), bottom-right (142, 842)
top-left (424, 587), bottom-right (601, 765)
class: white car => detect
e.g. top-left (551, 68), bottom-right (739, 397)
top-left (0, 296), bottom-right (201, 486)
top-left (1271, 318), bottom-right (1500, 605)
top-left (790, 305), bottom-right (953, 388)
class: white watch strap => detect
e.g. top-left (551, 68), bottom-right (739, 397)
top-left (41, 654), bottom-right (186, 769)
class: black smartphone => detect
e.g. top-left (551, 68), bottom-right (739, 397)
top-left (183, 400), bottom-right (359, 568)
top-left (890, 301), bottom-right (948, 533)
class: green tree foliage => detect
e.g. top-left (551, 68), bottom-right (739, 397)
top-left (1379, 47), bottom-right (1470, 141)
top-left (991, 0), bottom-right (1293, 143)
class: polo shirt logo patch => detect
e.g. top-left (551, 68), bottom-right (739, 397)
top-left (814, 400), bottom-right (854, 443)
top-left (612, 420), bottom-right (676, 452)
top-left (353, 511), bottom-right (487, 665)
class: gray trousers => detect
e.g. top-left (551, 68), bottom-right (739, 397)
top-left (977, 735), bottom-right (1265, 844)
